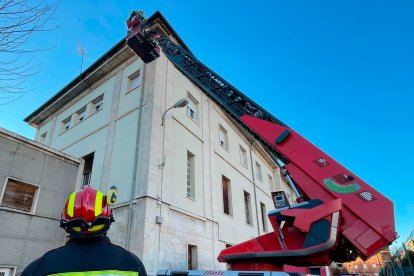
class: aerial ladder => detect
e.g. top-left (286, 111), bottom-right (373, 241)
top-left (125, 11), bottom-right (397, 272)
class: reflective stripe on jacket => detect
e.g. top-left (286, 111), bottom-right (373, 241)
top-left (49, 271), bottom-right (137, 275)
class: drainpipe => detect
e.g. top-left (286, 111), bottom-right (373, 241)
top-left (156, 59), bottom-right (169, 271)
top-left (124, 63), bottom-right (146, 250)
top-left (248, 140), bottom-right (261, 236)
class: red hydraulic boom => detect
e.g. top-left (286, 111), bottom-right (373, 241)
top-left (125, 11), bottom-right (397, 271)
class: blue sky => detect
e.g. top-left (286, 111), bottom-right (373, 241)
top-left (1, 1), bottom-right (413, 248)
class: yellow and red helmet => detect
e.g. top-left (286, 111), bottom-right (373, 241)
top-left (60, 186), bottom-right (114, 238)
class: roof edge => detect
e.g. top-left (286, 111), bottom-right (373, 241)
top-left (0, 127), bottom-right (81, 164)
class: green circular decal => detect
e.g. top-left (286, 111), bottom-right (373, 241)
top-left (323, 178), bottom-right (360, 194)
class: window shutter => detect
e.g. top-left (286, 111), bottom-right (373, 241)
top-left (1, 179), bottom-right (37, 212)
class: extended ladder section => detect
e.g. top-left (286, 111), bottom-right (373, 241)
top-left (126, 13), bottom-right (396, 270)
top-left (156, 36), bottom-right (286, 126)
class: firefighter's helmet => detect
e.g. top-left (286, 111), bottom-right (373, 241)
top-left (60, 186), bottom-right (116, 238)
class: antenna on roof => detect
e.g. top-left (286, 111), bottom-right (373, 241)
top-left (77, 40), bottom-right (86, 74)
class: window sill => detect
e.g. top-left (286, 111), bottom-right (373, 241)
top-left (0, 206), bottom-right (34, 215)
top-left (125, 85), bottom-right (141, 95)
top-left (186, 196), bottom-right (196, 202)
top-left (223, 213), bottom-right (233, 218)
top-left (186, 114), bottom-right (200, 126)
top-left (246, 222), bottom-right (254, 227)
top-left (219, 145), bottom-right (230, 152)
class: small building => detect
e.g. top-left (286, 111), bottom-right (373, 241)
top-left (0, 127), bottom-right (81, 275)
top-left (343, 249), bottom-right (392, 276)
top-left (406, 229), bottom-right (414, 251)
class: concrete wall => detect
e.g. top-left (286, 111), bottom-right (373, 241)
top-left (0, 127), bottom-right (80, 275)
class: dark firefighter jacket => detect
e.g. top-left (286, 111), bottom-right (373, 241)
top-left (21, 236), bottom-right (148, 276)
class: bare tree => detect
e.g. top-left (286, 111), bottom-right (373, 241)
top-left (0, 0), bottom-right (58, 105)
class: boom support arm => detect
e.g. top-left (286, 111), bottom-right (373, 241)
top-left (218, 115), bottom-right (396, 269)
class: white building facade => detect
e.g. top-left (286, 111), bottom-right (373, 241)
top-left (25, 12), bottom-right (296, 275)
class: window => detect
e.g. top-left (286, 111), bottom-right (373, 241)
top-left (219, 125), bottom-right (229, 150)
top-left (372, 264), bottom-right (377, 268)
top-left (187, 244), bottom-right (198, 270)
top-left (127, 70), bottom-right (141, 92)
top-left (39, 132), bottom-right (47, 143)
top-left (255, 162), bottom-right (262, 182)
top-left (354, 265), bottom-right (358, 269)
top-left (92, 95), bottom-right (104, 113)
top-left (76, 107), bottom-right (87, 123)
top-left (0, 178), bottom-right (39, 213)
top-left (0, 267), bottom-right (15, 276)
top-left (260, 202), bottom-right (268, 232)
top-left (268, 174), bottom-right (274, 191)
top-left (81, 153), bottom-right (94, 187)
top-left (94, 102), bottom-right (103, 112)
top-left (362, 264), bottom-right (367, 269)
top-left (239, 145), bottom-right (247, 167)
top-left (222, 176), bottom-right (232, 216)
top-left (61, 116), bottom-right (72, 132)
top-left (244, 190), bottom-right (252, 225)
top-left (310, 267), bottom-right (321, 275)
top-left (186, 92), bottom-right (199, 122)
top-left (187, 151), bottom-right (195, 199)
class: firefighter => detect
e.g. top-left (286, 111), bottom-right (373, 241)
top-left (128, 10), bottom-right (146, 29)
top-left (135, 10), bottom-right (146, 25)
top-left (21, 185), bottom-right (147, 276)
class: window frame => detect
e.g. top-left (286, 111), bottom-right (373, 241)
top-left (61, 116), bottom-right (72, 133)
top-left (76, 106), bottom-right (87, 123)
top-left (186, 151), bottom-right (195, 199)
top-left (39, 132), bottom-right (47, 143)
top-left (222, 175), bottom-right (233, 216)
top-left (239, 145), bottom-right (248, 168)
top-left (127, 69), bottom-right (141, 93)
top-left (94, 101), bottom-right (103, 113)
top-left (268, 174), bottom-right (274, 191)
top-left (0, 266), bottom-right (16, 276)
top-left (244, 190), bottom-right (253, 225)
top-left (0, 177), bottom-right (40, 214)
top-left (218, 125), bottom-right (229, 150)
top-left (186, 92), bottom-right (199, 122)
top-left (255, 161), bottom-right (263, 182)
top-left (187, 244), bottom-right (198, 270)
top-left (92, 95), bottom-right (104, 114)
top-left (260, 202), bottom-right (268, 232)
top-left (81, 152), bottom-right (94, 188)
